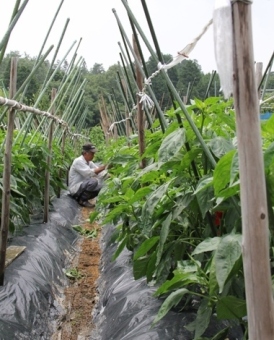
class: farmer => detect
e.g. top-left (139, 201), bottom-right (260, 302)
top-left (68, 143), bottom-right (107, 208)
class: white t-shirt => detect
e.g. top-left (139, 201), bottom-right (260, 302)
top-left (68, 155), bottom-right (99, 195)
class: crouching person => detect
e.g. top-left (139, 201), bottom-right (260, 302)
top-left (68, 143), bottom-right (107, 208)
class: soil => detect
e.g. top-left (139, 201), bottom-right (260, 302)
top-left (52, 203), bottom-right (101, 340)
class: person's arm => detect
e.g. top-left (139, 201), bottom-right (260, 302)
top-left (90, 163), bottom-right (106, 175)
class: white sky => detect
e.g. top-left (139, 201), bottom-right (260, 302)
top-left (0, 0), bottom-right (273, 74)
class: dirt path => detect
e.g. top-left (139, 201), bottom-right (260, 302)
top-left (52, 205), bottom-right (101, 340)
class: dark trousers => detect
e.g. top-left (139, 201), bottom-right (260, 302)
top-left (74, 178), bottom-right (102, 202)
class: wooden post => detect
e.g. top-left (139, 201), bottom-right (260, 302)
top-left (133, 34), bottom-right (146, 169)
top-left (231, 2), bottom-right (274, 339)
top-left (255, 62), bottom-right (263, 100)
top-left (57, 130), bottom-right (66, 198)
top-left (43, 88), bottom-right (56, 223)
top-left (0, 57), bottom-right (18, 285)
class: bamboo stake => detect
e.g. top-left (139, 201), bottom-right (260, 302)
top-left (122, 78), bottom-right (132, 137)
top-left (0, 45), bottom-right (54, 124)
top-left (113, 9), bottom-right (167, 133)
top-left (140, 0), bottom-right (178, 111)
top-left (35, 57), bottom-right (84, 139)
top-left (118, 54), bottom-right (135, 104)
top-left (231, 2), bottom-right (274, 339)
top-left (15, 41), bottom-right (77, 146)
top-left (259, 51), bottom-right (274, 99)
top-left (0, 0), bottom-right (21, 65)
top-left (119, 0), bottom-right (216, 167)
top-left (255, 62), bottom-right (263, 100)
top-left (41, 18), bottom-right (71, 90)
top-left (0, 0), bottom-right (29, 52)
top-left (118, 27), bottom-right (136, 81)
top-left (43, 88), bottom-right (56, 223)
top-left (204, 71), bottom-right (216, 100)
top-left (0, 57), bottom-right (17, 285)
top-left (20, 0), bottom-right (65, 103)
top-left (133, 35), bottom-right (146, 168)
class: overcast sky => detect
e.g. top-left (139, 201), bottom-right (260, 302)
top-left (0, 0), bottom-right (273, 74)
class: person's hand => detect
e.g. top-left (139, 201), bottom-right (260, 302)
top-left (95, 165), bottom-right (106, 174)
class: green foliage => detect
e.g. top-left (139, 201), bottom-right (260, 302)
top-left (0, 130), bottom-right (75, 233)
top-left (94, 95), bottom-right (274, 338)
top-left (72, 225), bottom-right (98, 238)
top-left (64, 267), bottom-right (83, 280)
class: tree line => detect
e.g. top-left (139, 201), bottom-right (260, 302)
top-left (0, 51), bottom-right (273, 129)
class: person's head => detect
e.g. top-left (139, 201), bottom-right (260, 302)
top-left (82, 143), bottom-right (97, 161)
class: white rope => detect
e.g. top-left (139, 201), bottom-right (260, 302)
top-left (0, 95), bottom-right (89, 140)
top-left (135, 18), bottom-right (213, 110)
top-left (137, 92), bottom-right (154, 110)
top-left (108, 117), bottom-right (133, 134)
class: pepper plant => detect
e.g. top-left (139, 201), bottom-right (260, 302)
top-left (95, 96), bottom-right (274, 339)
top-left (0, 129), bottom-right (75, 233)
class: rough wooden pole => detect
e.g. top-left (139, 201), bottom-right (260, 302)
top-left (43, 88), bottom-right (56, 223)
top-left (255, 62), bottom-right (263, 100)
top-left (231, 2), bottom-right (274, 339)
top-left (57, 131), bottom-right (66, 198)
top-left (133, 34), bottom-right (146, 169)
top-left (0, 57), bottom-right (17, 285)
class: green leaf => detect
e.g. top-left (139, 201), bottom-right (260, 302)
top-left (89, 211), bottom-right (100, 223)
top-left (192, 237), bottom-right (221, 255)
top-left (158, 272), bottom-right (200, 296)
top-left (133, 236), bottom-right (160, 260)
top-left (128, 186), bottom-right (152, 204)
top-left (186, 302), bottom-right (213, 337)
top-left (209, 137), bottom-right (235, 159)
top-left (153, 288), bottom-right (189, 325)
top-left (215, 234), bottom-right (242, 293)
top-left (156, 213), bottom-right (172, 266)
top-left (102, 204), bottom-right (129, 224)
top-left (195, 176), bottom-right (215, 218)
top-left (193, 176), bottom-right (213, 195)
top-left (213, 150), bottom-right (236, 196)
top-left (142, 180), bottom-right (172, 217)
top-left (158, 128), bottom-right (185, 163)
top-left (181, 148), bottom-right (202, 170)
top-left (208, 254), bottom-right (219, 296)
top-left (216, 296), bottom-right (247, 319)
top-left (192, 299), bottom-right (212, 339)
top-left (111, 154), bottom-right (137, 164)
top-left (172, 193), bottom-right (194, 220)
top-left (133, 256), bottom-right (150, 280)
top-left (230, 151), bottom-right (239, 185)
top-left (102, 195), bottom-right (126, 203)
top-left (146, 251), bottom-right (157, 282)
top-left (112, 236), bottom-right (127, 261)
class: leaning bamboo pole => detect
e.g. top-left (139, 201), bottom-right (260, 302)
top-left (255, 62), bottom-right (263, 100)
top-left (133, 35), bottom-right (146, 169)
top-left (0, 0), bottom-right (21, 65)
top-left (41, 18), bottom-right (71, 90)
top-left (0, 0), bottom-right (29, 53)
top-left (15, 40), bottom-right (77, 146)
top-left (0, 45), bottom-right (54, 125)
top-left (113, 9), bottom-right (167, 133)
top-left (231, 2), bottom-right (274, 339)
